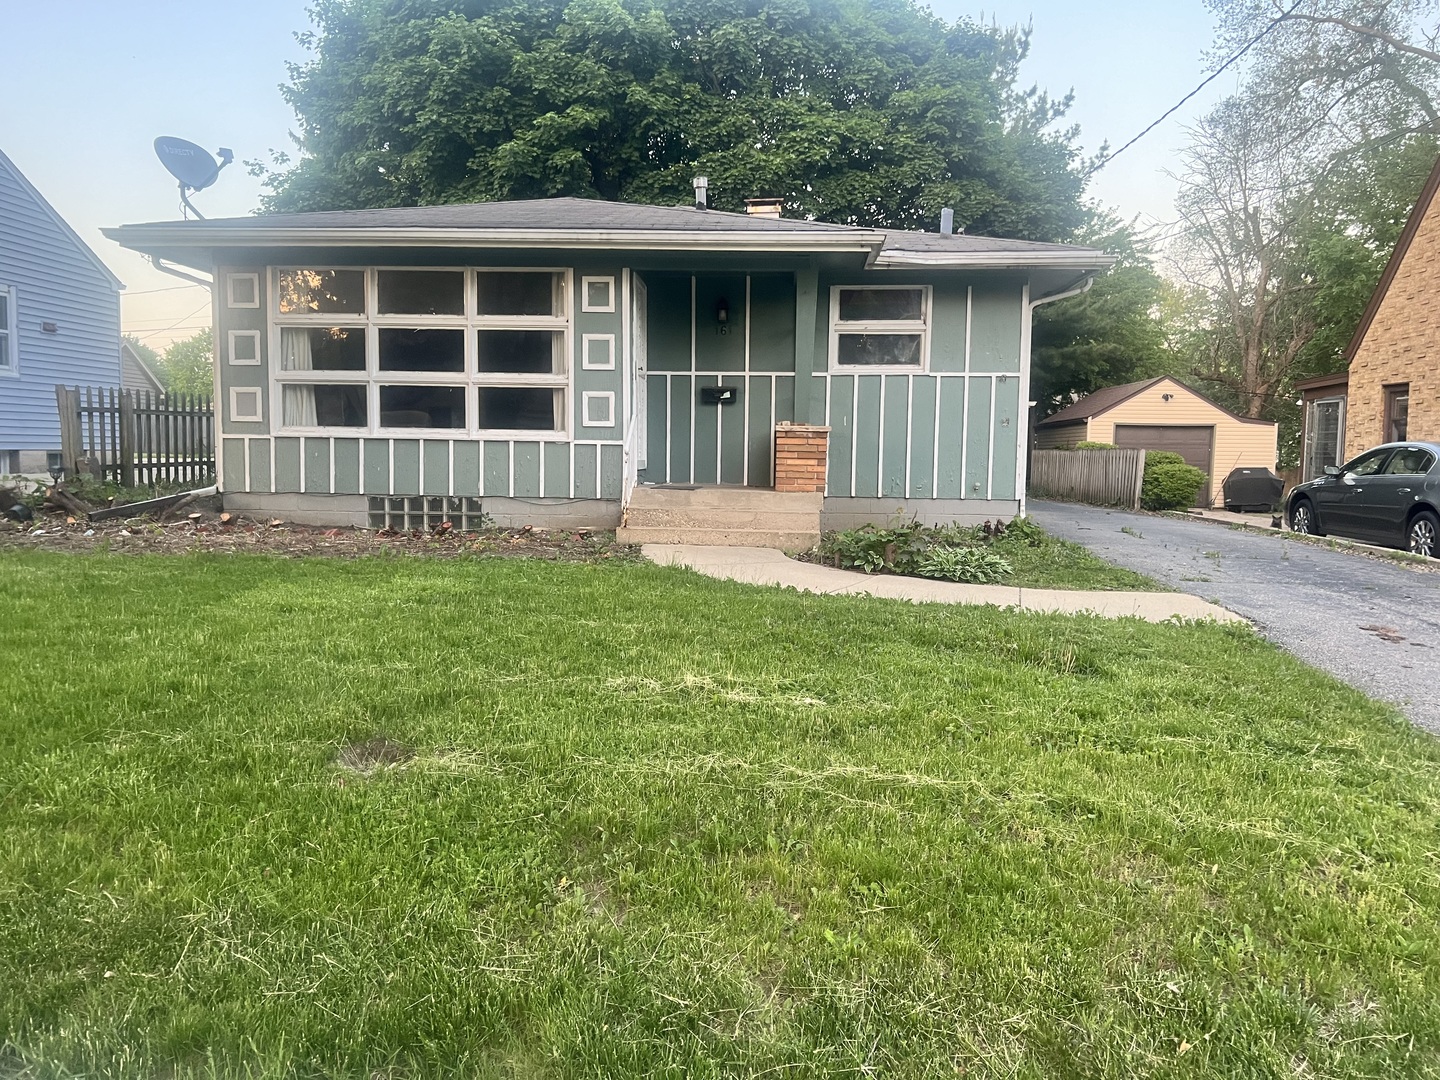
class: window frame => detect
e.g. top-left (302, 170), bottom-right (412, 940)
top-left (227, 273), bottom-right (260, 309)
top-left (269, 266), bottom-right (573, 440)
top-left (827, 284), bottom-right (932, 373)
top-left (0, 283), bottom-right (17, 377)
top-left (581, 276), bottom-right (616, 313)
top-left (227, 329), bottom-right (262, 366)
top-left (1384, 383), bottom-right (1410, 444)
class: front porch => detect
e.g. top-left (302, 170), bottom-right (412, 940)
top-left (616, 484), bottom-right (823, 549)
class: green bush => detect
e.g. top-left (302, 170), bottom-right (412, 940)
top-left (1141, 459), bottom-right (1207, 510)
top-left (915, 544), bottom-right (1013, 583)
top-left (1072, 441), bottom-right (1118, 450)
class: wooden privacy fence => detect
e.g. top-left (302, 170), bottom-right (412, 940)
top-left (1029, 448), bottom-right (1147, 510)
top-left (55, 385), bottom-right (215, 487)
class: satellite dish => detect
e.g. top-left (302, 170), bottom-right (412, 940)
top-left (153, 136), bottom-right (234, 219)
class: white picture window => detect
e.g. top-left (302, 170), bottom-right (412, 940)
top-left (227, 273), bottom-right (260, 309)
top-left (271, 267), bottom-right (570, 436)
top-left (582, 391), bottom-right (615, 428)
top-left (228, 330), bottom-right (261, 366)
top-left (582, 333), bottom-right (615, 370)
top-left (828, 285), bottom-right (931, 371)
top-left (581, 276), bottom-right (615, 313)
top-left (230, 387), bottom-right (263, 423)
top-left (0, 285), bottom-right (15, 375)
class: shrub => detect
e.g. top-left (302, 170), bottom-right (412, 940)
top-left (915, 544), bottom-right (1013, 583)
top-left (1142, 459), bottom-right (1207, 510)
top-left (1072, 441), bottom-right (1118, 450)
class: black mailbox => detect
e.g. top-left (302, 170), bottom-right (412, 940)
top-left (700, 385), bottom-right (740, 406)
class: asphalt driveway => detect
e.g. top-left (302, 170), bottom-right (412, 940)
top-left (1030, 500), bottom-right (1440, 734)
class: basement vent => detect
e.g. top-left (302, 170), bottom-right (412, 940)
top-left (368, 496), bottom-right (489, 531)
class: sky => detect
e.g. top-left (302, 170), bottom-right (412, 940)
top-left (0, 1), bottom-right (1231, 349)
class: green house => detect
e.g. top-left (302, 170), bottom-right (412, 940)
top-left (107, 194), bottom-right (1110, 541)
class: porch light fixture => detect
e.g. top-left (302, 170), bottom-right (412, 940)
top-left (1162, 393), bottom-right (1174, 401)
top-left (716, 298), bottom-right (729, 324)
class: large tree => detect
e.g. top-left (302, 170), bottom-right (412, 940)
top-left (157, 330), bottom-right (215, 398)
top-left (257, 0), bottom-right (1091, 239)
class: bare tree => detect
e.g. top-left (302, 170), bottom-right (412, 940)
top-left (1169, 99), bottom-right (1319, 418)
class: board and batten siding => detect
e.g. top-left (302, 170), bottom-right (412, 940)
top-left (0, 151), bottom-right (121, 451)
top-left (216, 263), bottom-right (629, 501)
top-left (821, 279), bottom-right (1025, 502)
top-left (1083, 378), bottom-right (1278, 507)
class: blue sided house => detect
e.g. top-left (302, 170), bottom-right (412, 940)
top-left (0, 149), bottom-right (123, 474)
top-left (106, 189), bottom-right (1111, 543)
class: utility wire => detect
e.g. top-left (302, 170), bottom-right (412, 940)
top-left (128, 299), bottom-right (212, 342)
top-left (123, 283), bottom-right (206, 297)
top-left (1086, 0), bottom-right (1306, 178)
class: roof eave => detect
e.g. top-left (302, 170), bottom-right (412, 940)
top-left (870, 250), bottom-right (1117, 271)
top-left (102, 225), bottom-right (887, 255)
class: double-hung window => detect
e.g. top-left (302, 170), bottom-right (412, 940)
top-left (0, 284), bottom-right (16, 375)
top-left (829, 286), bottom-right (931, 371)
top-left (271, 268), bottom-right (570, 435)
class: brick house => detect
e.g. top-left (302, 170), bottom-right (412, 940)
top-left (1298, 156), bottom-right (1440, 478)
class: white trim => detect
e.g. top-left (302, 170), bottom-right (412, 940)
top-left (581, 276), bottom-right (616, 313)
top-left (227, 329), bottom-right (261, 366)
top-left (827, 285), bottom-right (932, 373)
top-left (227, 273), bottom-right (260, 309)
top-left (229, 386), bottom-right (263, 423)
top-left (268, 266), bottom-right (572, 439)
top-left (581, 333), bottom-right (615, 370)
top-left (872, 250), bottom-right (1117, 270)
top-left (0, 284), bottom-right (18, 376)
top-left (582, 390), bottom-right (616, 428)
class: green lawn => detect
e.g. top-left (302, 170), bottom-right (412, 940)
top-left (3, 552), bottom-right (1439, 1078)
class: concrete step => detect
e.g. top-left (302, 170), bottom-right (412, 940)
top-left (628, 485), bottom-right (823, 513)
top-left (616, 526), bottom-right (820, 550)
top-left (623, 507), bottom-right (823, 531)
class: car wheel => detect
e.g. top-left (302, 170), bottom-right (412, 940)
top-left (1409, 510), bottom-right (1439, 558)
top-left (1290, 499), bottom-right (1322, 537)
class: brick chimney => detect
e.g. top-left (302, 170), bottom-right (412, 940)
top-left (745, 197), bottom-right (784, 219)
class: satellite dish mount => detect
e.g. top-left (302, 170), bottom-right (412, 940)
top-left (153, 137), bottom-right (233, 219)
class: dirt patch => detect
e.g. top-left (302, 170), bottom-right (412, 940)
top-left (0, 511), bottom-right (639, 564)
top-left (334, 737), bottom-right (416, 774)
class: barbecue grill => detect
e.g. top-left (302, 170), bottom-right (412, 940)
top-left (1222, 467), bottom-right (1284, 512)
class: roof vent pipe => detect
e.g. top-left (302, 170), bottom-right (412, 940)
top-left (693, 176), bottom-right (709, 211)
top-left (940, 207), bottom-right (954, 235)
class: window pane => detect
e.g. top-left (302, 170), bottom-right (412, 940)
top-left (585, 278), bottom-right (612, 309)
top-left (1384, 448), bottom-right (1434, 475)
top-left (476, 330), bottom-right (564, 374)
top-left (278, 269), bottom-right (366, 314)
top-left (1345, 450), bottom-right (1391, 477)
top-left (377, 270), bottom-right (464, 315)
top-left (0, 331), bottom-right (8, 367)
top-left (379, 385), bottom-right (466, 428)
top-left (379, 329), bottom-right (465, 373)
top-left (283, 384), bottom-right (367, 427)
top-left (476, 272), bottom-right (561, 316)
top-left (279, 327), bottom-right (365, 371)
top-left (477, 387), bottom-right (558, 430)
top-left (836, 333), bottom-right (923, 367)
top-left (0, 293), bottom-right (8, 328)
top-left (838, 288), bottom-right (923, 322)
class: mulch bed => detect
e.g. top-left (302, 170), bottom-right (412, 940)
top-left (0, 511), bottom-right (638, 563)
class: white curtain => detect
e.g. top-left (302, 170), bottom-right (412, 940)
top-left (281, 328), bottom-right (318, 426)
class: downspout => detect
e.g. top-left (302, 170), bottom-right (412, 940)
top-left (148, 256), bottom-right (213, 290)
top-left (1017, 274), bottom-right (1095, 518)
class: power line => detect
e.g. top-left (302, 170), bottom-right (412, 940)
top-left (128, 299), bottom-right (212, 342)
top-left (123, 283), bottom-right (207, 297)
top-left (1085, 0), bottom-right (1306, 178)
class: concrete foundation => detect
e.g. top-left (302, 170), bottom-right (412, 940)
top-left (221, 492), bottom-right (621, 530)
top-left (821, 497), bottom-right (1022, 530)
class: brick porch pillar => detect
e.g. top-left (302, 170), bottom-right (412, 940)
top-left (773, 422), bottom-right (830, 493)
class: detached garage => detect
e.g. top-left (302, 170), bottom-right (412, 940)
top-left (1034, 376), bottom-right (1278, 508)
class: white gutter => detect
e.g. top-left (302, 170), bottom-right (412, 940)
top-left (103, 225), bottom-right (886, 254)
top-left (871, 249), bottom-right (1117, 270)
top-left (148, 255), bottom-right (213, 289)
top-left (1016, 274), bottom-right (1097, 518)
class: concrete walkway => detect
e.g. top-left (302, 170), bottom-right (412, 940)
top-left (643, 545), bottom-right (1243, 623)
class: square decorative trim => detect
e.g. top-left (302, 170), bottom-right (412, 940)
top-left (228, 330), bottom-right (261, 366)
top-left (581, 276), bottom-right (616, 313)
top-left (581, 333), bottom-right (615, 370)
top-left (229, 387), bottom-right (263, 423)
top-left (227, 273), bottom-right (260, 309)
top-left (581, 391), bottom-right (615, 428)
